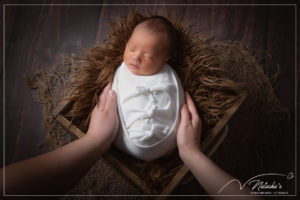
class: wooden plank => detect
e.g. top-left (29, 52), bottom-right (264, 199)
top-left (52, 99), bottom-right (71, 117)
top-left (157, 93), bottom-right (246, 198)
top-left (158, 165), bottom-right (189, 199)
top-left (102, 153), bottom-right (153, 195)
top-left (207, 125), bottom-right (229, 157)
top-left (56, 115), bottom-right (85, 138)
top-left (53, 92), bottom-right (247, 196)
top-left (53, 101), bottom-right (152, 194)
top-left (201, 92), bottom-right (247, 152)
top-left (158, 124), bottom-right (229, 199)
top-left (7, 3), bottom-right (294, 196)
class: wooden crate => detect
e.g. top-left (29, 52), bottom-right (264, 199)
top-left (52, 92), bottom-right (247, 198)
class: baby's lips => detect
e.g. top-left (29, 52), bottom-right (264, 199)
top-left (129, 63), bottom-right (139, 69)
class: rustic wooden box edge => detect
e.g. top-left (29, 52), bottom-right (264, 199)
top-left (52, 92), bottom-right (247, 197)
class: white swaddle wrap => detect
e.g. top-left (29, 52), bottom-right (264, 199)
top-left (112, 62), bottom-right (184, 161)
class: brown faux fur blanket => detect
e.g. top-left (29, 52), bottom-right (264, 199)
top-left (24, 8), bottom-right (288, 196)
top-left (66, 9), bottom-right (241, 138)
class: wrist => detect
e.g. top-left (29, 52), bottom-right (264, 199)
top-left (179, 146), bottom-right (202, 163)
top-left (85, 132), bottom-right (112, 153)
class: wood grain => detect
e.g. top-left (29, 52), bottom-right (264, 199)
top-left (52, 92), bottom-right (245, 195)
top-left (3, 1), bottom-right (296, 196)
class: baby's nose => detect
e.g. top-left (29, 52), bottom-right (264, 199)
top-left (132, 52), bottom-right (142, 61)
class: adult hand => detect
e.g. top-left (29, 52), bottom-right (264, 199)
top-left (177, 92), bottom-right (202, 159)
top-left (87, 83), bottom-right (119, 151)
top-left (176, 92), bottom-right (263, 199)
top-left (1, 83), bottom-right (120, 195)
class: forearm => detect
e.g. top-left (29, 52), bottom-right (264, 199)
top-left (180, 149), bottom-right (263, 200)
top-left (177, 92), bottom-right (263, 199)
top-left (1, 84), bottom-right (118, 195)
top-left (2, 134), bottom-right (108, 195)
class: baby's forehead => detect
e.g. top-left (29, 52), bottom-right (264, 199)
top-left (131, 24), bottom-right (170, 46)
top-left (134, 24), bottom-right (167, 37)
top-left (130, 28), bottom-right (169, 52)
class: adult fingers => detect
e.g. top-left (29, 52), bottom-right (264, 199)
top-left (185, 92), bottom-right (200, 126)
top-left (99, 83), bottom-right (111, 111)
top-left (104, 89), bottom-right (118, 114)
top-left (179, 104), bottom-right (191, 128)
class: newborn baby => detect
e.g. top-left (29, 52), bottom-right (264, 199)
top-left (112, 16), bottom-right (184, 161)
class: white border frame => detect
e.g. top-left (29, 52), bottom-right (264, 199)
top-left (2, 3), bottom-right (297, 197)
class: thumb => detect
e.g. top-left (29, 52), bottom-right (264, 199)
top-left (180, 104), bottom-right (191, 127)
top-left (105, 89), bottom-right (118, 113)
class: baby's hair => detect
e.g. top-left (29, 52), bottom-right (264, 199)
top-left (134, 15), bottom-right (179, 58)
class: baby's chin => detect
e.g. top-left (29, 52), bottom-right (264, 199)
top-left (127, 67), bottom-right (143, 75)
top-left (127, 66), bottom-right (155, 76)
top-left (126, 64), bottom-right (164, 76)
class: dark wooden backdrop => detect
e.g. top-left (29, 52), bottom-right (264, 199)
top-left (2, 0), bottom-right (298, 197)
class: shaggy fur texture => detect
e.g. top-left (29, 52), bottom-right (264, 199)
top-left (24, 8), bottom-right (288, 195)
top-left (66, 9), bottom-right (243, 138)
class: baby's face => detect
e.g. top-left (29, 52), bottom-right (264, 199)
top-left (123, 27), bottom-right (170, 75)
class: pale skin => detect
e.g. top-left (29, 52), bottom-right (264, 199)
top-left (0, 83), bottom-right (119, 195)
top-left (1, 84), bottom-right (263, 199)
top-left (123, 24), bottom-right (170, 75)
top-left (178, 92), bottom-right (263, 200)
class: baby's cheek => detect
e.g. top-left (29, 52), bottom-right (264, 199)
top-left (123, 54), bottom-right (131, 66)
top-left (148, 62), bottom-right (165, 74)
top-left (141, 63), bottom-right (155, 74)
top-left (123, 48), bottom-right (130, 60)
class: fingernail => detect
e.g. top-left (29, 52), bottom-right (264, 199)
top-left (109, 90), bottom-right (114, 97)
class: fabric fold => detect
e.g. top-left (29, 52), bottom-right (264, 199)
top-left (112, 61), bottom-right (185, 161)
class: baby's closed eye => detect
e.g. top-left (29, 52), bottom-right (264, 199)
top-left (143, 54), bottom-right (154, 60)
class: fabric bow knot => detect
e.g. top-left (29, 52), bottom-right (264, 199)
top-left (123, 83), bottom-right (175, 130)
top-left (136, 86), bottom-right (157, 103)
